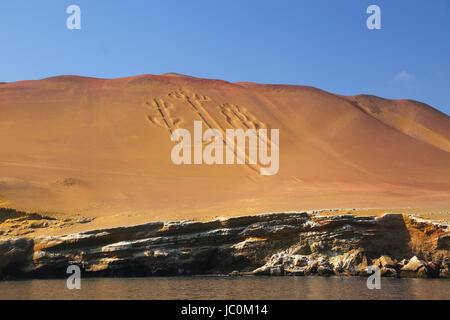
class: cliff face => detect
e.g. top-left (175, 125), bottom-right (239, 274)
top-left (0, 213), bottom-right (448, 279)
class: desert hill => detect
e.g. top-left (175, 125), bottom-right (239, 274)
top-left (0, 73), bottom-right (449, 226)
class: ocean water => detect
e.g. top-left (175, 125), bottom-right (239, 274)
top-left (0, 276), bottom-right (448, 300)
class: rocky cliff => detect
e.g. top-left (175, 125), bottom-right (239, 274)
top-left (0, 212), bottom-right (448, 280)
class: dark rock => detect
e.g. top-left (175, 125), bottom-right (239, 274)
top-left (269, 266), bottom-right (283, 276)
top-left (400, 256), bottom-right (426, 278)
top-left (290, 243), bottom-right (311, 255)
top-left (252, 265), bottom-right (270, 276)
top-left (373, 255), bottom-right (396, 269)
top-left (0, 212), bottom-right (448, 279)
top-left (380, 267), bottom-right (398, 277)
top-left (330, 249), bottom-right (369, 276)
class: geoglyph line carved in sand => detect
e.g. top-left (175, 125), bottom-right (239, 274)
top-left (219, 103), bottom-right (274, 148)
top-left (143, 88), bottom-right (278, 175)
top-left (168, 88), bottom-right (216, 131)
top-left (219, 103), bottom-right (266, 130)
top-left (168, 88), bottom-right (262, 174)
top-left (144, 98), bottom-right (181, 135)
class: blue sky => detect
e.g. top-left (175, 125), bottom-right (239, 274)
top-left (1, 0), bottom-right (449, 115)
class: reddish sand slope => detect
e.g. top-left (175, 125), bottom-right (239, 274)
top-left (0, 73), bottom-right (449, 222)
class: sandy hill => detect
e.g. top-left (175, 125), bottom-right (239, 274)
top-left (0, 73), bottom-right (449, 226)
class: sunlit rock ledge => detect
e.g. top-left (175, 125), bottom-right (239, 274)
top-left (0, 212), bottom-right (448, 280)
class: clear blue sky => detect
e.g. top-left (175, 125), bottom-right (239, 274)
top-left (1, 0), bottom-right (449, 115)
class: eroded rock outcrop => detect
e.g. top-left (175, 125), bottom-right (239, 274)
top-left (0, 212), bottom-right (448, 279)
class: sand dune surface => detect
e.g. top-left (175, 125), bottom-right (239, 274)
top-left (0, 74), bottom-right (449, 224)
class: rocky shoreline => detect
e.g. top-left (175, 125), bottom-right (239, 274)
top-left (0, 212), bottom-right (449, 280)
